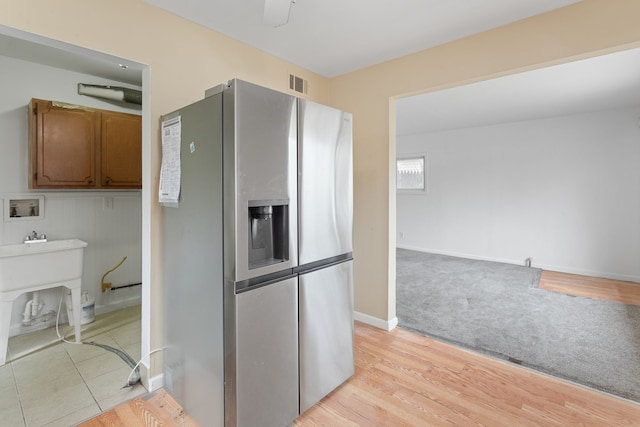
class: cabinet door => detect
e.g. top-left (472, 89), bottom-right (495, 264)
top-left (30, 99), bottom-right (98, 188)
top-left (101, 111), bottom-right (142, 188)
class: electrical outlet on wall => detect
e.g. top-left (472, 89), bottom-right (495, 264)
top-left (103, 197), bottom-right (113, 210)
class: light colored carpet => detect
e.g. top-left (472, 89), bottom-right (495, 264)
top-left (396, 248), bottom-right (640, 402)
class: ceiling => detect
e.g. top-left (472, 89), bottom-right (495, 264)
top-left (144, 0), bottom-right (580, 78)
top-left (2, 1), bottom-right (638, 134)
top-left (397, 47), bottom-right (640, 135)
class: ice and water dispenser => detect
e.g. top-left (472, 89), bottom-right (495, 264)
top-left (248, 200), bottom-right (289, 269)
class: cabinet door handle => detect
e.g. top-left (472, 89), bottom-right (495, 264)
top-left (105, 177), bottom-right (112, 185)
top-left (88, 179), bottom-right (93, 184)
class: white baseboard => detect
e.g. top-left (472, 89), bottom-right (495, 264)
top-left (9, 295), bottom-right (142, 338)
top-left (95, 295), bottom-right (142, 316)
top-left (144, 372), bottom-right (164, 392)
top-left (9, 319), bottom-right (54, 338)
top-left (397, 245), bottom-right (523, 267)
top-left (396, 245), bottom-right (640, 283)
top-left (136, 348), bottom-right (163, 392)
top-left (354, 311), bottom-right (398, 331)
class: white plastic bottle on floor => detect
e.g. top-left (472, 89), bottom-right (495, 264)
top-left (66, 290), bottom-right (95, 326)
top-left (80, 291), bottom-right (95, 325)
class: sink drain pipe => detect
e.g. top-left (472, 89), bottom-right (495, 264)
top-left (22, 291), bottom-right (55, 326)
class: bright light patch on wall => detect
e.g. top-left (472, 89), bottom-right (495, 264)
top-left (397, 156), bottom-right (425, 191)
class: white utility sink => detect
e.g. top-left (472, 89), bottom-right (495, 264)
top-left (0, 239), bottom-right (88, 365)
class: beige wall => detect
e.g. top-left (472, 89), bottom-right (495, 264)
top-left (3, 0), bottom-right (640, 380)
top-left (0, 0), bottom-right (329, 380)
top-left (327, 0), bottom-right (640, 322)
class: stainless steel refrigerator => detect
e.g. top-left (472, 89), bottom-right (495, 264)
top-left (161, 79), bottom-right (353, 427)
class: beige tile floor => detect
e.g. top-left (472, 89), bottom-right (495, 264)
top-left (1, 305), bottom-right (146, 427)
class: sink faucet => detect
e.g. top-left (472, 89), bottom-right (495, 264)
top-left (24, 231), bottom-right (47, 243)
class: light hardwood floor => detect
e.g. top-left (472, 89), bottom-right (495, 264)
top-left (79, 388), bottom-right (198, 427)
top-left (82, 321), bottom-right (640, 426)
top-left (539, 270), bottom-right (640, 306)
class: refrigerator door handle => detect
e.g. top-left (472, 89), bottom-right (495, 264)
top-left (235, 269), bottom-right (296, 293)
top-left (294, 253), bottom-right (353, 275)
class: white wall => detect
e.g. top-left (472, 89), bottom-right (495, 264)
top-left (397, 107), bottom-right (640, 282)
top-left (0, 55), bottom-right (143, 336)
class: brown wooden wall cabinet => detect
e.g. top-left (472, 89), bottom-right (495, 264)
top-left (29, 99), bottom-right (142, 189)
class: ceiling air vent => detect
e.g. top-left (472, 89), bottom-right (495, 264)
top-left (289, 74), bottom-right (307, 94)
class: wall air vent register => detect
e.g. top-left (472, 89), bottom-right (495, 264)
top-left (289, 74), bottom-right (307, 94)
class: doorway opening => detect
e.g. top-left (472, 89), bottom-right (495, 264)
top-left (0, 24), bottom-right (152, 424)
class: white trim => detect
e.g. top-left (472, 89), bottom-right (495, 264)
top-left (9, 319), bottom-right (54, 337)
top-left (144, 371), bottom-right (164, 392)
top-left (397, 244), bottom-right (522, 266)
top-left (9, 295), bottom-right (142, 338)
top-left (94, 295), bottom-right (142, 316)
top-left (137, 347), bottom-right (163, 392)
top-left (396, 244), bottom-right (640, 283)
top-left (354, 311), bottom-right (398, 331)
top-left (140, 64), bottom-right (152, 393)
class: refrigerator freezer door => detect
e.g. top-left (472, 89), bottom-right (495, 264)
top-left (224, 79), bottom-right (298, 282)
top-left (235, 276), bottom-right (299, 427)
top-left (299, 260), bottom-right (354, 413)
